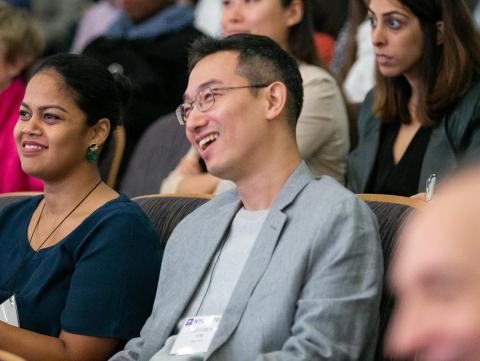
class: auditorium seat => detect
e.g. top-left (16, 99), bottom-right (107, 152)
top-left (359, 194), bottom-right (424, 361)
top-left (120, 113), bottom-right (191, 197)
top-left (132, 194), bottom-right (212, 247)
top-left (99, 125), bottom-right (126, 188)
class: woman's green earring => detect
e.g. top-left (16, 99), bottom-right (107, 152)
top-left (86, 143), bottom-right (98, 163)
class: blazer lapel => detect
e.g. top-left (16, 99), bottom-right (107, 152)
top-left (206, 162), bottom-right (312, 358)
top-left (359, 118), bottom-right (380, 192)
top-left (149, 198), bottom-right (242, 348)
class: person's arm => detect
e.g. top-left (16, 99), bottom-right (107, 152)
top-left (177, 173), bottom-right (220, 194)
top-left (0, 324), bottom-right (118, 361)
top-left (254, 196), bottom-right (383, 360)
top-left (161, 147), bottom-right (220, 195)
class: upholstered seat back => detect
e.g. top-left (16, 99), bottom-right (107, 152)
top-left (132, 195), bottom-right (210, 247)
top-left (120, 113), bottom-right (191, 198)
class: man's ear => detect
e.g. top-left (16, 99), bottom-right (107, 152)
top-left (436, 21), bottom-right (445, 45)
top-left (89, 118), bottom-right (111, 148)
top-left (265, 82), bottom-right (287, 121)
top-left (285, 0), bottom-right (303, 28)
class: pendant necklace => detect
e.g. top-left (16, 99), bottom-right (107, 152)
top-left (2, 179), bottom-right (102, 327)
top-left (29, 179), bottom-right (102, 251)
top-left (5, 179), bottom-right (103, 294)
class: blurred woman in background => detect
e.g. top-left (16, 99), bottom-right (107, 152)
top-left (0, 3), bottom-right (44, 192)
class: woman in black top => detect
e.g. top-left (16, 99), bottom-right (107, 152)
top-left (347, 0), bottom-right (480, 196)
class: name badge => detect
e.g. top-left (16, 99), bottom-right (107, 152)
top-left (0, 295), bottom-right (19, 327)
top-left (170, 315), bottom-right (222, 356)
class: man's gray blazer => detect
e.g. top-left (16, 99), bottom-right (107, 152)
top-left (111, 162), bottom-right (383, 361)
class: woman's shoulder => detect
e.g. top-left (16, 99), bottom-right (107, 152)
top-left (0, 195), bottom-right (42, 220)
top-left (64, 194), bottom-right (159, 254)
top-left (446, 81), bottom-right (480, 124)
top-left (0, 196), bottom-right (42, 241)
top-left (461, 81), bottom-right (480, 103)
top-left (298, 62), bottom-right (344, 103)
top-left (86, 194), bottom-right (152, 228)
top-left (298, 62), bottom-right (337, 85)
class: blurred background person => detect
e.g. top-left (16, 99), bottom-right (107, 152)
top-left (83, 0), bottom-right (202, 186)
top-left (161, 0), bottom-right (349, 195)
top-left (4, 0), bottom-right (29, 10)
top-left (194, 0), bottom-right (221, 36)
top-left (70, 0), bottom-right (122, 54)
top-left (0, 54), bottom-right (161, 361)
top-left (311, 0), bottom-right (348, 65)
top-left (0, 2), bottom-right (44, 193)
top-left (386, 166), bottom-right (480, 361)
top-left (330, 0), bottom-right (374, 149)
top-left (31, 0), bottom-right (92, 55)
top-left (336, 0), bottom-right (375, 104)
top-left (465, 0), bottom-right (479, 13)
top-left (347, 0), bottom-right (480, 197)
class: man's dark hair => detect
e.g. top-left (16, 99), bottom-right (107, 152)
top-left (188, 34), bottom-right (304, 131)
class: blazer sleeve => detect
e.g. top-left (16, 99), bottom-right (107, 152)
top-left (253, 196), bottom-right (383, 361)
top-left (449, 84), bottom-right (480, 165)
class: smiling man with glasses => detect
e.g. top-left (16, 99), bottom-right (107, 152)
top-left (110, 34), bottom-right (382, 361)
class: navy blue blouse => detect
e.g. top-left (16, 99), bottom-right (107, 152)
top-left (0, 195), bottom-right (162, 341)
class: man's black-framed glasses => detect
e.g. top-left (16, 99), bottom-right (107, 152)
top-left (175, 84), bottom-right (269, 125)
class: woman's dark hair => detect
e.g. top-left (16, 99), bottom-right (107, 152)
top-left (31, 53), bottom-right (131, 132)
top-left (282, 0), bottom-right (325, 68)
top-left (373, 0), bottom-right (480, 126)
top-left (311, 0), bottom-right (349, 39)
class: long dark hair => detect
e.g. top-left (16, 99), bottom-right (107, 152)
top-left (282, 0), bottom-right (324, 67)
top-left (373, 0), bottom-right (480, 126)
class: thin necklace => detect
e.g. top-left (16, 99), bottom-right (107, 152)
top-left (29, 179), bottom-right (103, 252)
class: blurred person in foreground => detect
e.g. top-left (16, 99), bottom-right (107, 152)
top-left (0, 2), bottom-right (43, 192)
top-left (387, 166), bottom-right (480, 361)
